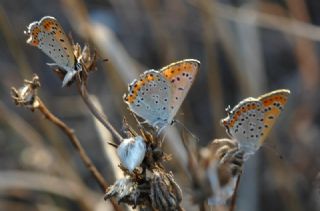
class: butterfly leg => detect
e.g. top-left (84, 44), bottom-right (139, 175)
top-left (46, 63), bottom-right (58, 67)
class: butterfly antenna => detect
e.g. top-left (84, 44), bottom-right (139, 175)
top-left (173, 120), bottom-right (199, 142)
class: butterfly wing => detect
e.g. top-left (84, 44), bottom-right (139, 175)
top-left (257, 89), bottom-right (290, 145)
top-left (221, 98), bottom-right (264, 157)
top-left (160, 59), bottom-right (200, 123)
top-left (26, 16), bottom-right (75, 70)
top-left (124, 70), bottom-right (171, 129)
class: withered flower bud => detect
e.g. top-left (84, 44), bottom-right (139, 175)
top-left (11, 74), bottom-right (40, 111)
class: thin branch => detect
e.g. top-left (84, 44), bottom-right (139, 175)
top-left (36, 97), bottom-right (122, 211)
top-left (90, 96), bottom-right (123, 181)
top-left (76, 74), bottom-right (123, 144)
top-left (36, 97), bottom-right (109, 191)
top-left (11, 74), bottom-right (122, 210)
top-left (230, 174), bottom-right (241, 211)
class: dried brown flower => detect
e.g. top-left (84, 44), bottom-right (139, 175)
top-left (11, 74), bottom-right (40, 111)
top-left (105, 120), bottom-right (182, 210)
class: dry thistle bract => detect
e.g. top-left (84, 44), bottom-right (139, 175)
top-left (105, 178), bottom-right (142, 207)
top-left (11, 74), bottom-right (40, 110)
top-left (149, 170), bottom-right (182, 211)
top-left (106, 119), bottom-right (182, 209)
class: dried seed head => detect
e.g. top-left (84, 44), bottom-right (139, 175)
top-left (117, 136), bottom-right (146, 172)
top-left (11, 74), bottom-right (40, 110)
top-left (105, 178), bottom-right (142, 207)
top-left (107, 117), bottom-right (181, 209)
top-left (191, 138), bottom-right (244, 205)
top-left (77, 44), bottom-right (97, 73)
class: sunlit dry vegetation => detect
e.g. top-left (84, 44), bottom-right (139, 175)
top-left (1, 0), bottom-right (320, 210)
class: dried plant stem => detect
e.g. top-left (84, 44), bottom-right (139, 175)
top-left (77, 76), bottom-right (123, 144)
top-left (230, 174), bottom-right (241, 211)
top-left (36, 98), bottom-right (122, 210)
top-left (36, 98), bottom-right (109, 190)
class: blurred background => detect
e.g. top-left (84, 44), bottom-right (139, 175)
top-left (0, 0), bottom-right (320, 210)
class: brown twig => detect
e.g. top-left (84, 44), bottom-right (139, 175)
top-left (76, 73), bottom-right (123, 144)
top-left (36, 97), bottom-right (109, 191)
top-left (229, 174), bottom-right (241, 211)
top-left (36, 97), bottom-right (123, 211)
top-left (11, 74), bottom-right (122, 210)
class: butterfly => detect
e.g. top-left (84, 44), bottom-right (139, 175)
top-left (221, 89), bottom-right (290, 159)
top-left (123, 59), bottom-right (200, 132)
top-left (25, 16), bottom-right (81, 87)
